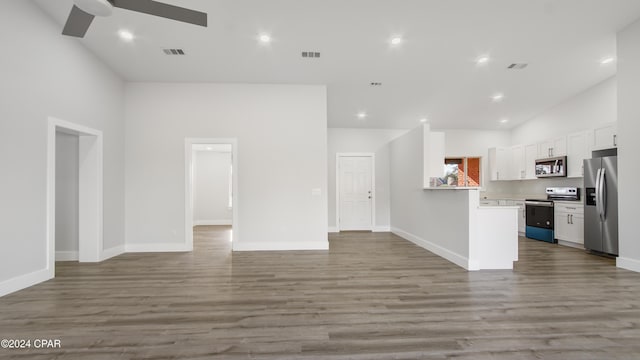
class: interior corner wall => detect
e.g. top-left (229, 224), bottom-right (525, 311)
top-left (55, 132), bottom-right (79, 253)
top-left (124, 83), bottom-right (328, 251)
top-left (389, 127), bottom-right (470, 260)
top-left (617, 18), bottom-right (640, 272)
top-left (327, 128), bottom-right (408, 231)
top-left (0, 1), bottom-right (125, 290)
top-left (193, 151), bottom-right (232, 225)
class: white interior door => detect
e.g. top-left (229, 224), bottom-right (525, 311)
top-left (338, 156), bottom-right (373, 231)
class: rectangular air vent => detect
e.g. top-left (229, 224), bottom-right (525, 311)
top-left (301, 51), bottom-right (321, 58)
top-left (507, 63), bottom-right (528, 70)
top-left (163, 48), bottom-right (185, 55)
top-left (370, 82), bottom-right (383, 86)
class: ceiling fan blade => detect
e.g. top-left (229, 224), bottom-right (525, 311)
top-left (62, 5), bottom-right (95, 37)
top-left (110, 0), bottom-right (207, 27)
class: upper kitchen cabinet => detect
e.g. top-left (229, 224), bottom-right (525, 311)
top-left (566, 131), bottom-right (590, 178)
top-left (524, 144), bottom-right (538, 179)
top-left (488, 147), bottom-right (510, 181)
top-left (590, 123), bottom-right (618, 151)
top-left (512, 143), bottom-right (538, 180)
top-left (511, 145), bottom-right (525, 180)
top-left (538, 136), bottom-right (567, 158)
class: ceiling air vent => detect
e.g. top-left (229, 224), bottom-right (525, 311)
top-left (301, 51), bottom-right (321, 58)
top-left (370, 82), bottom-right (382, 86)
top-left (507, 63), bottom-right (528, 70)
top-left (163, 48), bottom-right (185, 55)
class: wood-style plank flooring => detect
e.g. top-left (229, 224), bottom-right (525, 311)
top-left (1, 227), bottom-right (640, 359)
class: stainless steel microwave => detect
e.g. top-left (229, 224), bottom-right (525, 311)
top-left (535, 156), bottom-right (567, 178)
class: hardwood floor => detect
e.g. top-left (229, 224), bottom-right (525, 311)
top-left (1, 227), bottom-right (640, 359)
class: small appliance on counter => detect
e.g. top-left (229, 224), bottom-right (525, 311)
top-left (525, 187), bottom-right (580, 243)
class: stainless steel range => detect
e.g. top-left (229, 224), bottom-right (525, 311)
top-left (525, 187), bottom-right (580, 243)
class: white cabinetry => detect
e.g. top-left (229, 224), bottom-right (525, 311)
top-left (514, 200), bottom-right (525, 234)
top-left (510, 145), bottom-right (525, 180)
top-left (524, 144), bottom-right (538, 179)
top-left (591, 123), bottom-right (618, 150)
top-left (488, 147), bottom-right (510, 181)
top-left (566, 131), bottom-right (589, 178)
top-left (538, 136), bottom-right (567, 158)
top-left (554, 202), bottom-right (584, 246)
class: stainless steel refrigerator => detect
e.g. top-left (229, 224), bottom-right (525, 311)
top-left (584, 156), bottom-right (618, 255)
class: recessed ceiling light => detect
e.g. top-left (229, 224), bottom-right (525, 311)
top-left (600, 57), bottom-right (615, 65)
top-left (500, 118), bottom-right (509, 124)
top-left (420, 118), bottom-right (428, 123)
top-left (258, 34), bottom-right (271, 44)
top-left (206, 146), bottom-right (213, 151)
top-left (357, 112), bottom-right (367, 119)
top-left (492, 93), bottom-right (505, 102)
top-left (118, 29), bottom-right (134, 42)
top-left (390, 36), bottom-right (403, 45)
top-left (476, 55), bottom-right (490, 65)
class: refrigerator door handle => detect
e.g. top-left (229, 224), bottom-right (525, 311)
top-left (595, 168), bottom-right (602, 222)
top-left (601, 168), bottom-right (607, 221)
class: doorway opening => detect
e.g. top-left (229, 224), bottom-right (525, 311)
top-left (47, 117), bottom-right (103, 276)
top-left (185, 138), bottom-right (237, 252)
top-left (336, 153), bottom-right (375, 231)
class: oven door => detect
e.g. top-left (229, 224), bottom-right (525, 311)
top-left (525, 201), bottom-right (554, 229)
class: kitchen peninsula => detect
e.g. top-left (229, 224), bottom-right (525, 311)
top-left (389, 125), bottom-right (519, 270)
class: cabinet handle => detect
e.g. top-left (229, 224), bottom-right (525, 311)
top-left (614, 134), bottom-right (617, 147)
top-left (570, 214), bottom-right (574, 224)
top-left (567, 214), bottom-right (570, 224)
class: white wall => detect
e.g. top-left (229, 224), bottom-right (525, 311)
top-left (389, 126), bottom-right (470, 260)
top-left (193, 150), bottom-right (232, 225)
top-left (499, 76), bottom-right (618, 198)
top-left (617, 19), bottom-right (640, 272)
top-left (55, 132), bottom-right (79, 253)
top-left (124, 83), bottom-right (327, 251)
top-left (511, 77), bottom-right (617, 145)
top-left (327, 128), bottom-right (408, 231)
top-left (0, 1), bottom-right (125, 294)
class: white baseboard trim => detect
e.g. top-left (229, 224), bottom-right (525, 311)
top-left (328, 226), bottom-right (339, 233)
top-left (373, 226), bottom-right (391, 232)
top-left (55, 251), bottom-right (78, 261)
top-left (233, 241), bottom-right (329, 251)
top-left (101, 245), bottom-right (125, 260)
top-left (617, 257), bottom-right (640, 273)
top-left (125, 243), bottom-right (191, 253)
top-left (193, 219), bottom-right (232, 226)
top-left (391, 226), bottom-right (470, 270)
top-left (558, 240), bottom-right (585, 250)
top-left (0, 268), bottom-right (52, 298)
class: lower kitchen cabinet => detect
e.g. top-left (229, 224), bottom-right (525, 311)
top-left (554, 203), bottom-right (584, 245)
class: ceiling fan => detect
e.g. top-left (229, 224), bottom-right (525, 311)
top-left (62, 0), bottom-right (208, 38)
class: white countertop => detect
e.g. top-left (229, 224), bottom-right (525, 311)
top-left (424, 187), bottom-right (480, 190)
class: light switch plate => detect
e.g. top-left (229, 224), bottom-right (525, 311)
top-left (311, 188), bottom-right (321, 196)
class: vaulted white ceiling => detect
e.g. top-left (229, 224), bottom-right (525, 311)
top-left (33, 0), bottom-right (640, 130)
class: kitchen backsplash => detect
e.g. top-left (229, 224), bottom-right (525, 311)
top-left (482, 177), bottom-right (584, 200)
